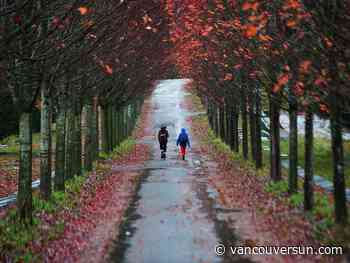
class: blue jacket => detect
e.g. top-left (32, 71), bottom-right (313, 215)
top-left (176, 128), bottom-right (191, 147)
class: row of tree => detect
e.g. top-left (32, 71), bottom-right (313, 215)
top-left (167, 0), bottom-right (350, 225)
top-left (0, 0), bottom-right (170, 224)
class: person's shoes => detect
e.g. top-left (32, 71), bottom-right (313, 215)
top-left (182, 155), bottom-right (185, 160)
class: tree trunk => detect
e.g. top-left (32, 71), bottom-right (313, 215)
top-left (304, 110), bottom-right (314, 210)
top-left (219, 106), bottom-right (225, 141)
top-left (255, 88), bottom-right (263, 168)
top-left (208, 100), bottom-right (213, 128)
top-left (100, 106), bottom-right (108, 153)
top-left (241, 90), bottom-right (248, 160)
top-left (91, 101), bottom-right (98, 160)
top-left (249, 94), bottom-right (256, 161)
top-left (330, 93), bottom-right (348, 224)
top-left (18, 112), bottom-right (33, 224)
top-left (112, 107), bottom-right (117, 148)
top-left (233, 106), bottom-right (240, 153)
top-left (40, 87), bottom-right (52, 199)
top-left (109, 106), bottom-right (113, 150)
top-left (214, 105), bottom-right (219, 136)
top-left (227, 104), bottom-right (233, 148)
top-left (288, 99), bottom-right (298, 194)
top-left (83, 101), bottom-right (93, 172)
top-left (123, 107), bottom-right (128, 139)
top-left (270, 97), bottom-right (281, 181)
top-left (65, 107), bottom-right (75, 179)
top-left (74, 108), bottom-right (82, 176)
top-left (54, 104), bottom-right (66, 191)
top-left (116, 108), bottom-right (121, 146)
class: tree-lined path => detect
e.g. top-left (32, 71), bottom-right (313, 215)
top-left (1, 0), bottom-right (350, 262)
top-left (107, 80), bottom-right (342, 263)
top-left (110, 79), bottom-right (242, 263)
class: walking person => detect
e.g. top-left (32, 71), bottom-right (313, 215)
top-left (158, 126), bottom-right (169, 159)
top-left (176, 128), bottom-right (191, 160)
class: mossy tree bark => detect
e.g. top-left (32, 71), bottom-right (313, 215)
top-left (40, 86), bottom-right (52, 199)
top-left (18, 112), bottom-right (33, 224)
top-left (54, 97), bottom-right (66, 191)
top-left (65, 106), bottom-right (75, 180)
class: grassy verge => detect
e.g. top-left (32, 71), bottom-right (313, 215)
top-left (185, 87), bottom-right (350, 188)
top-left (278, 137), bottom-right (350, 187)
top-left (0, 175), bottom-right (85, 262)
top-left (194, 114), bottom-right (350, 244)
top-left (98, 138), bottom-right (136, 160)
top-left (189, 93), bottom-right (349, 247)
top-left (0, 138), bottom-right (136, 263)
top-left (0, 133), bottom-right (47, 156)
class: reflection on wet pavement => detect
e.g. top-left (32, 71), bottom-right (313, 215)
top-left (109, 80), bottom-right (254, 263)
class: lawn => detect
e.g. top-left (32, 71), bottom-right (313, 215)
top-left (0, 133), bottom-right (41, 156)
top-left (260, 136), bottom-right (350, 188)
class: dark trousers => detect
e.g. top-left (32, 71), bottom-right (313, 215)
top-left (160, 142), bottom-right (167, 152)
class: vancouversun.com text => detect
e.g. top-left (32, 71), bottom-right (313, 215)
top-left (214, 244), bottom-right (343, 257)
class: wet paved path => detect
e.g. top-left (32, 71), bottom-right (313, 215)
top-left (109, 80), bottom-right (252, 263)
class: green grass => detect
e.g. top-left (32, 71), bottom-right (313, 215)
top-left (261, 136), bottom-right (350, 187)
top-left (189, 93), bottom-right (350, 245)
top-left (0, 133), bottom-right (42, 155)
top-left (0, 174), bottom-right (85, 262)
top-left (98, 138), bottom-right (136, 160)
top-left (0, 138), bottom-right (135, 262)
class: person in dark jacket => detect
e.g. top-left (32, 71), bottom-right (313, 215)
top-left (158, 126), bottom-right (169, 154)
top-left (176, 128), bottom-right (191, 160)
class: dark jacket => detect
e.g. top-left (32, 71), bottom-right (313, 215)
top-left (158, 127), bottom-right (169, 144)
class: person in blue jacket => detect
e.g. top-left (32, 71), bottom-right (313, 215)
top-left (176, 128), bottom-right (191, 160)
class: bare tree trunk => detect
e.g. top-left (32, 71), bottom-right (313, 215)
top-left (65, 106), bottom-right (75, 179)
top-left (112, 107), bottom-right (117, 148)
top-left (330, 93), bottom-right (347, 224)
top-left (100, 106), bottom-right (108, 153)
top-left (83, 100), bottom-right (93, 171)
top-left (54, 101), bottom-right (66, 191)
top-left (18, 112), bottom-right (33, 224)
top-left (289, 98), bottom-right (298, 194)
top-left (227, 104), bottom-right (233, 148)
top-left (40, 86), bottom-right (52, 199)
top-left (233, 106), bottom-right (240, 153)
top-left (73, 107), bottom-right (82, 176)
top-left (241, 90), bottom-right (248, 160)
top-left (249, 94), bottom-right (256, 161)
top-left (208, 100), bottom-right (213, 128)
top-left (304, 110), bottom-right (314, 211)
top-left (91, 100), bottom-right (98, 160)
top-left (214, 105), bottom-right (219, 136)
top-left (255, 87), bottom-right (262, 168)
top-left (219, 106), bottom-right (225, 141)
top-left (270, 96), bottom-right (281, 181)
